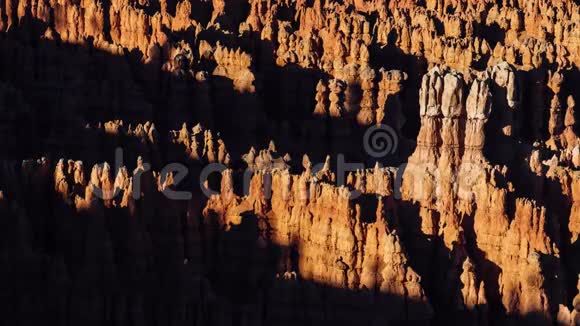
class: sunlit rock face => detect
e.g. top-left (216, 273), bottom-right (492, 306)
top-left (0, 0), bottom-right (579, 325)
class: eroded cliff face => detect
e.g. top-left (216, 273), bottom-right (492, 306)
top-left (0, 0), bottom-right (579, 325)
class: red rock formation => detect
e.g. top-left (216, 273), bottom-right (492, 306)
top-left (203, 160), bottom-right (433, 324)
top-left (0, 0), bottom-right (580, 325)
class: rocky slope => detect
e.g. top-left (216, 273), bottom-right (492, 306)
top-left (0, 0), bottom-right (580, 325)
